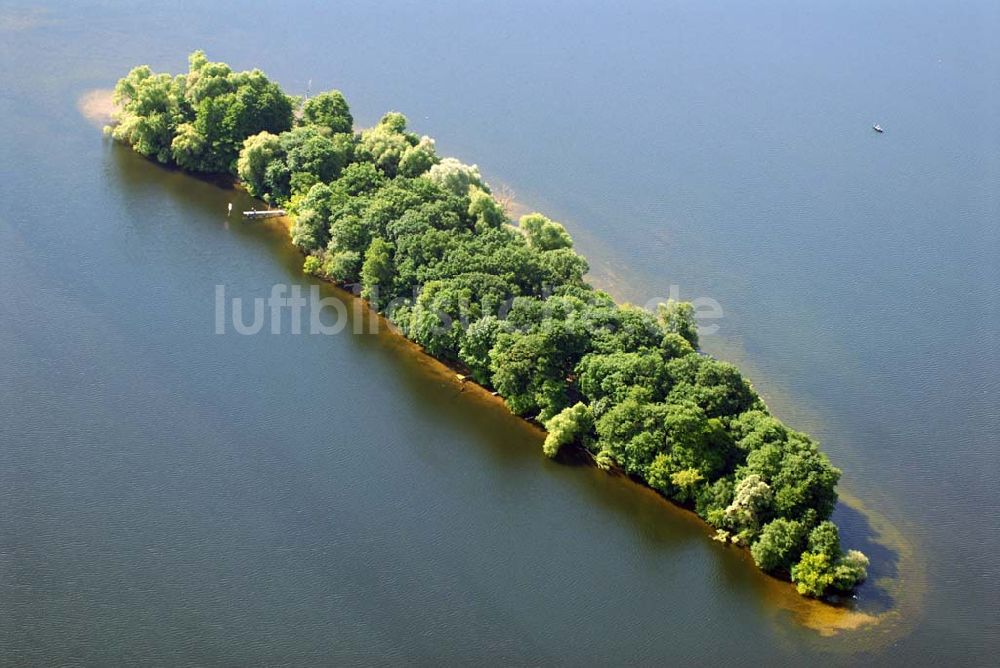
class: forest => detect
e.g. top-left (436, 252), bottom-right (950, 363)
top-left (107, 51), bottom-right (869, 598)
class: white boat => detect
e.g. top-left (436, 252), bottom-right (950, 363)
top-left (873, 123), bottom-right (884, 133)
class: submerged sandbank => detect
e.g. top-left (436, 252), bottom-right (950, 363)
top-left (77, 88), bottom-right (116, 128)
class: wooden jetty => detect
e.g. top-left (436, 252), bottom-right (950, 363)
top-left (243, 209), bottom-right (287, 219)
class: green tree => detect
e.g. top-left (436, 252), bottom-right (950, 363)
top-left (791, 551), bottom-right (836, 597)
top-left (745, 433), bottom-right (841, 520)
top-left (670, 468), bottom-right (704, 503)
top-left (426, 157), bottom-right (488, 196)
top-left (398, 136), bottom-right (440, 177)
top-left (666, 354), bottom-right (758, 419)
top-left (658, 299), bottom-right (699, 348)
top-left (183, 50), bottom-right (233, 105)
top-left (542, 402), bottom-right (594, 458)
top-left (303, 255), bottom-right (324, 276)
top-left (595, 393), bottom-right (669, 476)
top-left (111, 66), bottom-right (185, 163)
top-left (335, 162), bottom-right (386, 195)
top-left (459, 315), bottom-right (510, 385)
top-left (291, 208), bottom-right (327, 252)
top-left (302, 90), bottom-right (353, 134)
top-left (729, 410), bottom-right (789, 452)
top-left (170, 122), bottom-right (208, 171)
top-left (327, 214), bottom-right (369, 258)
top-left (325, 250), bottom-right (362, 283)
top-left (519, 213), bottom-right (573, 251)
top-left (237, 131), bottom-right (282, 197)
top-left (357, 111), bottom-right (417, 176)
top-left (407, 279), bottom-right (478, 359)
top-left (467, 187), bottom-right (507, 230)
top-left (538, 247), bottom-right (589, 286)
top-left (361, 237), bottom-right (394, 307)
top-left (751, 518), bottom-right (806, 573)
top-left (832, 550), bottom-right (870, 591)
top-left (577, 350), bottom-right (669, 407)
top-left (807, 521), bottom-right (842, 559)
top-left (790, 522), bottom-right (869, 596)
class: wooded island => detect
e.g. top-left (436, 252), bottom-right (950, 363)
top-left (107, 51), bottom-right (869, 598)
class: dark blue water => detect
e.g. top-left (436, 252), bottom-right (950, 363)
top-left (1, 1), bottom-right (997, 664)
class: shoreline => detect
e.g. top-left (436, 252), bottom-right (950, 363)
top-left (83, 86), bottom-right (911, 638)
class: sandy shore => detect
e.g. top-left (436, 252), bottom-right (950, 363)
top-left (77, 88), bottom-right (116, 128)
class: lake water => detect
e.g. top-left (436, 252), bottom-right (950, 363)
top-left (1, 1), bottom-right (997, 664)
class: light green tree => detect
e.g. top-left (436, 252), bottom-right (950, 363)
top-left (519, 213), bottom-right (573, 251)
top-left (237, 131), bottom-right (282, 197)
top-left (360, 238), bottom-right (394, 307)
top-left (657, 299), bottom-right (699, 348)
top-left (398, 136), bottom-right (440, 177)
top-left (425, 157), bottom-right (488, 196)
top-left (542, 402), bottom-right (594, 458)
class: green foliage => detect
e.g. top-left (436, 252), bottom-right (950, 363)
top-left (303, 255), bottom-right (324, 276)
top-left (791, 551), bottom-right (836, 597)
top-left (425, 157), bottom-right (488, 196)
top-left (459, 315), bottom-right (510, 385)
top-left (398, 136), bottom-right (440, 177)
top-left (238, 131), bottom-right (282, 197)
top-left (658, 299), bottom-right (699, 348)
top-left (290, 208), bottom-right (327, 252)
top-left (285, 128), bottom-right (353, 187)
top-left (468, 187), bottom-right (507, 230)
top-left (594, 449), bottom-right (617, 471)
top-left (695, 478), bottom-right (734, 525)
top-left (595, 393), bottom-right (669, 475)
top-left (246, 126), bottom-right (355, 203)
top-left (670, 468), bottom-right (704, 503)
top-left (111, 51), bottom-right (292, 173)
top-left (519, 213), bottom-right (573, 251)
top-left (490, 329), bottom-right (577, 421)
top-left (744, 433), bottom-right (840, 521)
top-left (336, 162), bottom-right (387, 195)
top-left (730, 410), bottom-right (789, 452)
top-left (111, 66), bottom-right (185, 163)
top-left (301, 90), bottom-right (353, 134)
top-left (833, 550), bottom-right (870, 591)
top-left (405, 278), bottom-right (480, 359)
top-left (790, 522), bottom-right (869, 596)
top-left (666, 354), bottom-right (758, 419)
top-left (577, 350), bottom-right (670, 408)
top-left (751, 518), bottom-right (806, 573)
top-left (537, 247), bottom-right (589, 286)
top-left (542, 402), bottom-right (594, 458)
top-left (357, 112), bottom-right (418, 176)
top-left (807, 521), bottom-right (842, 559)
top-left (361, 237), bottom-right (394, 307)
top-left (326, 250), bottom-right (362, 283)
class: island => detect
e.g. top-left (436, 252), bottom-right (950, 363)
top-left (105, 51), bottom-right (868, 598)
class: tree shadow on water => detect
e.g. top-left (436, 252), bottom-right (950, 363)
top-left (831, 501), bottom-right (900, 614)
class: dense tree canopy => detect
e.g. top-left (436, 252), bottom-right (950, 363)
top-left (110, 51), bottom-right (293, 173)
top-left (108, 51), bottom-right (868, 598)
top-left (301, 90), bottom-right (353, 134)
